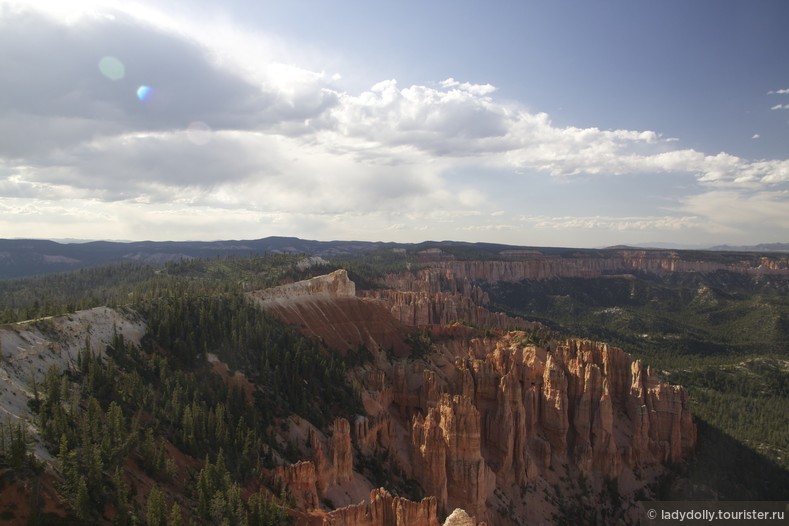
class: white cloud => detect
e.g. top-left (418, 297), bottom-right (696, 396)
top-left (522, 215), bottom-right (702, 232)
top-left (677, 190), bottom-right (789, 238)
top-left (752, 134), bottom-right (760, 139)
top-left (771, 104), bottom-right (789, 110)
top-left (439, 78), bottom-right (497, 96)
top-left (768, 88), bottom-right (789, 95)
top-left (2, 3), bottom-right (788, 245)
top-left (461, 224), bottom-right (514, 232)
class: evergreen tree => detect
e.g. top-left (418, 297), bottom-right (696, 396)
top-left (146, 484), bottom-right (167, 526)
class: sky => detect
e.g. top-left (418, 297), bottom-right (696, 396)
top-left (1, 0), bottom-right (789, 248)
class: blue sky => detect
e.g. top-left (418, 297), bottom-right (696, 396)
top-left (1, 1), bottom-right (788, 247)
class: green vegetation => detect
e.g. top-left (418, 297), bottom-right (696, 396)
top-left (0, 255), bottom-right (316, 324)
top-left (2, 265), bottom-right (365, 522)
top-left (0, 251), bottom-right (417, 324)
top-left (487, 272), bottom-right (789, 367)
top-left (27, 321), bottom-right (303, 523)
top-left (2, 251), bottom-right (788, 511)
top-left (670, 360), bottom-right (789, 469)
top-left (139, 291), bottom-right (363, 427)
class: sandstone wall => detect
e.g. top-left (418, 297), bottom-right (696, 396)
top-left (311, 417), bottom-right (355, 493)
top-left (253, 269), bottom-right (356, 302)
top-left (254, 270), bottom-right (697, 524)
top-left (322, 488), bottom-right (443, 526)
top-left (393, 335), bottom-right (696, 518)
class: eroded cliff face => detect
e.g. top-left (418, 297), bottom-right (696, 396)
top-left (432, 251), bottom-right (789, 282)
top-left (257, 269), bottom-right (696, 525)
top-left (478, 337), bottom-right (696, 482)
top-left (310, 417), bottom-right (354, 493)
top-left (377, 334), bottom-right (696, 522)
top-left (275, 461), bottom-right (320, 511)
top-left (249, 269), bottom-right (410, 355)
top-left (255, 269), bottom-right (357, 301)
top-left (361, 268), bottom-right (536, 329)
top-left (361, 252), bottom-right (789, 332)
top-left (411, 394), bottom-right (495, 519)
top-left (323, 489), bottom-right (441, 526)
top-left (322, 489), bottom-right (485, 526)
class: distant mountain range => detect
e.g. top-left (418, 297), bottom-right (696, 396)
top-left (0, 236), bottom-right (787, 280)
top-left (0, 237), bottom-right (389, 279)
top-left (707, 242), bottom-right (789, 253)
top-left (618, 242), bottom-right (789, 252)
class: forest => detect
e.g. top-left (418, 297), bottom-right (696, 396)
top-left (0, 250), bottom-right (787, 523)
top-left (0, 255), bottom-right (368, 524)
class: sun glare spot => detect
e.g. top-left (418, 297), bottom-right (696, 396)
top-left (136, 85), bottom-right (153, 101)
top-left (98, 56), bottom-right (125, 80)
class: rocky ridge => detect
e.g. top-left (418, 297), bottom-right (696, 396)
top-left (323, 488), bottom-right (442, 526)
top-left (361, 269), bottom-right (536, 330)
top-left (432, 251), bottom-right (789, 281)
top-left (0, 260), bottom-right (702, 525)
top-left (250, 270), bottom-right (410, 355)
top-left (257, 269), bottom-right (698, 525)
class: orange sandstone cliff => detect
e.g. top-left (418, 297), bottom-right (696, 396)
top-left (258, 268), bottom-right (697, 525)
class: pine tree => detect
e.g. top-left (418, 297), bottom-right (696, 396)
top-left (168, 502), bottom-right (183, 526)
top-left (146, 484), bottom-right (167, 526)
top-left (75, 478), bottom-right (90, 522)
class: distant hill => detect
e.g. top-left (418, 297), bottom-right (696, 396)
top-left (708, 242), bottom-right (789, 253)
top-left (2, 236), bottom-right (788, 280)
top-left (0, 237), bottom-right (590, 279)
top-left (0, 237), bottom-right (399, 279)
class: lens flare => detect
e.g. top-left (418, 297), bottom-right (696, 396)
top-left (136, 85), bottom-right (153, 101)
top-left (98, 56), bottom-right (125, 80)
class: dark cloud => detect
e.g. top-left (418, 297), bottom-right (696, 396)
top-left (0, 8), bottom-right (334, 160)
top-left (24, 131), bottom-right (284, 201)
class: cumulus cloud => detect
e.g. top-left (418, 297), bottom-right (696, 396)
top-left (2, 3), bottom-right (788, 244)
top-left (768, 88), bottom-right (789, 95)
top-left (771, 104), bottom-right (789, 110)
top-left (439, 78), bottom-right (497, 96)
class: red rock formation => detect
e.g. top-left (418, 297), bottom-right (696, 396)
top-left (330, 418), bottom-right (353, 485)
top-left (363, 287), bottom-right (533, 330)
top-left (629, 361), bottom-right (697, 465)
top-left (256, 269), bottom-right (357, 300)
top-left (438, 395), bottom-right (496, 518)
top-left (312, 418), bottom-right (354, 493)
top-left (250, 270), bottom-right (697, 523)
top-left (250, 270), bottom-right (410, 355)
top-left (540, 353), bottom-right (570, 454)
top-left (275, 461), bottom-right (320, 510)
top-left (411, 409), bottom-right (448, 509)
top-left (420, 370), bottom-right (442, 410)
top-left (411, 394), bottom-right (495, 518)
top-left (323, 488), bottom-right (441, 526)
top-left (392, 363), bottom-right (422, 417)
top-left (353, 413), bottom-right (394, 456)
top-left (362, 253), bottom-right (789, 335)
top-left (758, 256), bottom-right (789, 271)
top-left (464, 336), bottom-right (696, 485)
top-left (359, 266), bottom-right (536, 330)
top-left (397, 334), bottom-right (696, 514)
top-left (428, 252), bottom-right (776, 282)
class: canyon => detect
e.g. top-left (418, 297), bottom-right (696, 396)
top-left (0, 252), bottom-right (714, 525)
top-left (250, 265), bottom-right (698, 525)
